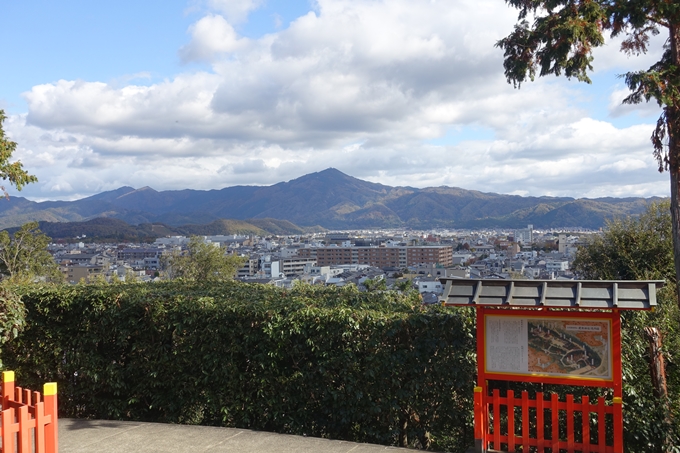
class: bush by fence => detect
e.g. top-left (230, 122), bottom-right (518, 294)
top-left (2, 281), bottom-right (476, 452)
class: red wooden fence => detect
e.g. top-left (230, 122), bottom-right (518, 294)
top-left (1, 371), bottom-right (58, 453)
top-left (475, 388), bottom-right (622, 453)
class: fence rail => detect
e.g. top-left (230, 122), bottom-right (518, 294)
top-left (1, 371), bottom-right (58, 453)
top-left (476, 388), bottom-right (621, 453)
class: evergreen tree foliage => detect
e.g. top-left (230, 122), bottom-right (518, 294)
top-left (572, 201), bottom-right (674, 282)
top-left (572, 202), bottom-right (680, 451)
top-left (497, 0), bottom-right (680, 307)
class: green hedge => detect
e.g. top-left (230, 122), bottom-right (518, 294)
top-left (2, 282), bottom-right (476, 452)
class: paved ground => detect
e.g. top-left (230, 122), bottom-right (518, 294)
top-left (59, 419), bottom-right (414, 453)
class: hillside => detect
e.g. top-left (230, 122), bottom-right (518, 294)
top-left (0, 168), bottom-right (665, 230)
top-left (6, 217), bottom-right (314, 242)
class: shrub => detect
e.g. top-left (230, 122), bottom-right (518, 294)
top-left (3, 281), bottom-right (476, 452)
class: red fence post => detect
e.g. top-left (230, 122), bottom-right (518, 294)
top-left (2, 370), bottom-right (16, 453)
top-left (2, 370), bottom-right (15, 407)
top-left (582, 395), bottom-right (591, 453)
top-left (473, 386), bottom-right (485, 452)
top-left (492, 389), bottom-right (501, 450)
top-left (537, 391), bottom-right (544, 449)
top-left (521, 391), bottom-right (529, 452)
top-left (35, 400), bottom-right (47, 453)
top-left (18, 404), bottom-right (30, 452)
top-left (43, 382), bottom-right (58, 453)
top-left (551, 393), bottom-right (559, 451)
top-left (613, 396), bottom-right (623, 453)
top-left (566, 394), bottom-right (574, 451)
top-left (2, 405), bottom-right (15, 453)
top-left (597, 397), bottom-right (605, 449)
top-left (507, 389), bottom-right (515, 452)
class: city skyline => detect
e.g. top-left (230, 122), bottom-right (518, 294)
top-left (1, 0), bottom-right (669, 202)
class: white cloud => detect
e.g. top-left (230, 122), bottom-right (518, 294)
top-left (7, 0), bottom-right (671, 202)
top-left (205, 0), bottom-right (263, 23)
top-left (591, 30), bottom-right (667, 74)
top-left (179, 14), bottom-right (247, 63)
top-left (608, 86), bottom-right (662, 118)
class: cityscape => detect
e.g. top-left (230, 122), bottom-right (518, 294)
top-left (52, 223), bottom-right (583, 295)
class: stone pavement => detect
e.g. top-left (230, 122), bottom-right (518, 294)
top-left (59, 419), bottom-right (413, 453)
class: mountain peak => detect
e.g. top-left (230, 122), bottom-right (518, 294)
top-left (293, 168), bottom-right (350, 182)
top-left (117, 186), bottom-right (158, 199)
top-left (81, 186), bottom-right (136, 203)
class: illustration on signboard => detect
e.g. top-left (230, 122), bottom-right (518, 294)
top-left (527, 319), bottom-right (611, 379)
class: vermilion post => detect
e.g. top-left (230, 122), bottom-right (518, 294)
top-left (613, 396), bottom-right (623, 453)
top-left (507, 389), bottom-right (515, 451)
top-left (18, 404), bottom-right (30, 452)
top-left (35, 400), bottom-right (47, 453)
top-left (475, 306), bottom-right (487, 453)
top-left (537, 392), bottom-right (544, 448)
top-left (521, 390), bottom-right (529, 452)
top-left (2, 370), bottom-right (15, 408)
top-left (551, 393), bottom-right (559, 451)
top-left (597, 397), bottom-right (605, 449)
top-left (612, 310), bottom-right (624, 453)
top-left (43, 382), bottom-right (58, 453)
top-left (492, 389), bottom-right (501, 450)
top-left (582, 395), bottom-right (590, 453)
top-left (2, 405), bottom-right (14, 453)
top-left (473, 386), bottom-right (484, 452)
top-left (2, 370), bottom-right (16, 453)
top-left (566, 394), bottom-right (575, 451)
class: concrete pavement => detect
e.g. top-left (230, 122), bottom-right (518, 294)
top-left (59, 419), bottom-right (413, 453)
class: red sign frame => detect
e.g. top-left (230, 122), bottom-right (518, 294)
top-left (473, 306), bottom-right (623, 453)
top-left (477, 307), bottom-right (622, 390)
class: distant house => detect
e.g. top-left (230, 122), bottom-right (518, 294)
top-left (417, 280), bottom-right (443, 295)
top-left (61, 264), bottom-right (106, 284)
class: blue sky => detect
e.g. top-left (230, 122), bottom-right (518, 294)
top-left (0, 0), bottom-right (669, 201)
top-left (2, 0), bottom-right (312, 112)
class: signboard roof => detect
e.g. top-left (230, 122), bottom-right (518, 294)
top-left (439, 278), bottom-right (664, 310)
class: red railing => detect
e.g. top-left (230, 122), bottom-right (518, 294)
top-left (475, 388), bottom-right (622, 453)
top-left (1, 371), bottom-right (58, 453)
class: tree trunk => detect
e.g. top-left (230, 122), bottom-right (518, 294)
top-left (643, 327), bottom-right (668, 400)
top-left (643, 327), bottom-right (671, 452)
top-left (672, 166), bottom-right (680, 305)
top-left (669, 24), bottom-right (680, 307)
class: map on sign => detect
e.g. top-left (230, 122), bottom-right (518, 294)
top-left (485, 315), bottom-right (612, 381)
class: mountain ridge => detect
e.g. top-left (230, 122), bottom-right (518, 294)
top-left (0, 168), bottom-right (665, 230)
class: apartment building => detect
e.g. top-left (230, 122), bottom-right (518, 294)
top-left (61, 264), bottom-right (107, 284)
top-left (297, 245), bottom-right (452, 268)
top-left (117, 248), bottom-right (164, 261)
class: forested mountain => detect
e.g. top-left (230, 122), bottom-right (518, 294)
top-left (6, 217), bottom-right (313, 243)
top-left (0, 168), bottom-right (663, 230)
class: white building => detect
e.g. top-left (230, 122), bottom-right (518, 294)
top-left (417, 280), bottom-right (443, 294)
top-left (154, 236), bottom-right (189, 247)
top-left (546, 260), bottom-right (569, 272)
top-left (514, 225), bottom-right (534, 244)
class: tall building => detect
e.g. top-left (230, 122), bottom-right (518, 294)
top-left (514, 224), bottom-right (533, 245)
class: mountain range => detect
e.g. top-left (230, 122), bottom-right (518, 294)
top-left (1, 168), bottom-right (664, 231)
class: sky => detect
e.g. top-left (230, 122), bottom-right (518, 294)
top-left (0, 0), bottom-right (670, 202)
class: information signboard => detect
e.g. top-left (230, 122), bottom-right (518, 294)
top-left (484, 313), bottom-right (613, 383)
